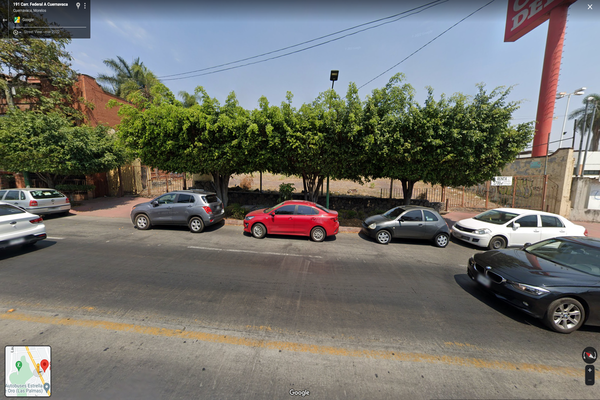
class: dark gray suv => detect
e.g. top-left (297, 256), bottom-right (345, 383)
top-left (130, 190), bottom-right (225, 233)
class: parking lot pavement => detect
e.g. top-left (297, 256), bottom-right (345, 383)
top-left (70, 196), bottom-right (600, 238)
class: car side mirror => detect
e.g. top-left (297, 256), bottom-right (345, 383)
top-left (512, 222), bottom-right (520, 230)
top-left (151, 200), bottom-right (158, 207)
top-left (399, 217), bottom-right (405, 222)
top-left (270, 212), bottom-right (275, 217)
top-left (522, 242), bottom-right (531, 250)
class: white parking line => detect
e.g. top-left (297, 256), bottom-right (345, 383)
top-left (47, 237), bottom-right (65, 240)
top-left (187, 246), bottom-right (322, 258)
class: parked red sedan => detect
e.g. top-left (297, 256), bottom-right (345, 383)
top-left (243, 200), bottom-right (339, 242)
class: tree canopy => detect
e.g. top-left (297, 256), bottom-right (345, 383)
top-left (0, 110), bottom-right (128, 187)
top-left (0, 37), bottom-right (82, 121)
top-left (115, 72), bottom-right (531, 207)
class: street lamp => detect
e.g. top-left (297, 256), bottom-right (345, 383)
top-left (575, 96), bottom-right (594, 177)
top-left (330, 70), bottom-right (339, 90)
top-left (556, 87), bottom-right (585, 148)
top-left (325, 70), bottom-right (339, 209)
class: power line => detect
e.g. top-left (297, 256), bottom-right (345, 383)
top-left (358, 0), bottom-right (495, 90)
top-left (159, 1), bottom-right (447, 82)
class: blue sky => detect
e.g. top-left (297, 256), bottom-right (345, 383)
top-left (66, 0), bottom-right (598, 153)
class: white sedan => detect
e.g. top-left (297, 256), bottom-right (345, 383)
top-left (452, 208), bottom-right (587, 250)
top-left (0, 202), bottom-right (47, 249)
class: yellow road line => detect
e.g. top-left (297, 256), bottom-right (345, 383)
top-left (4, 311), bottom-right (577, 378)
top-left (25, 346), bottom-right (50, 396)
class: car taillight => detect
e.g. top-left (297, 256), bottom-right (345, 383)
top-left (584, 229), bottom-right (589, 237)
top-left (203, 206), bottom-right (212, 214)
top-left (29, 200), bottom-right (38, 207)
top-left (30, 217), bottom-right (43, 224)
top-left (65, 197), bottom-right (70, 203)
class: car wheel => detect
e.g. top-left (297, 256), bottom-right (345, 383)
top-left (434, 233), bottom-right (449, 248)
top-left (135, 214), bottom-right (151, 230)
top-left (488, 236), bottom-right (507, 250)
top-left (189, 217), bottom-right (205, 233)
top-left (252, 223), bottom-right (267, 239)
top-left (310, 226), bottom-right (326, 242)
top-left (376, 230), bottom-right (392, 245)
top-left (544, 297), bottom-right (585, 334)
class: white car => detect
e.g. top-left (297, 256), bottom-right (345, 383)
top-left (0, 202), bottom-right (47, 249)
top-left (0, 188), bottom-right (71, 216)
top-left (452, 208), bottom-right (587, 250)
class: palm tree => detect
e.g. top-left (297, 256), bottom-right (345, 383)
top-left (97, 56), bottom-right (160, 100)
top-left (569, 94), bottom-right (600, 151)
top-left (178, 90), bottom-right (200, 108)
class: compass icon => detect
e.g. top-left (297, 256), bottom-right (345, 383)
top-left (583, 347), bottom-right (597, 364)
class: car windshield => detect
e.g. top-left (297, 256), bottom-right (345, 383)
top-left (383, 207), bottom-right (405, 219)
top-left (473, 209), bottom-right (520, 225)
top-left (525, 239), bottom-right (600, 276)
top-left (264, 202), bottom-right (285, 213)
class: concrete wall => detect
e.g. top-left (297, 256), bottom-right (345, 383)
top-left (499, 148), bottom-right (574, 216)
top-left (570, 177), bottom-right (600, 222)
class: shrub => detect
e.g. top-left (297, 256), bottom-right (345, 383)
top-left (278, 182), bottom-right (295, 202)
top-left (55, 184), bottom-right (95, 193)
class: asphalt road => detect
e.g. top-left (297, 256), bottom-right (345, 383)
top-left (1, 215), bottom-right (599, 399)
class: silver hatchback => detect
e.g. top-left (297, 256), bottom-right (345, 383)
top-left (130, 190), bottom-right (225, 233)
top-left (0, 188), bottom-right (71, 216)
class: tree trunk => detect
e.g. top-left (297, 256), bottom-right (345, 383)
top-left (117, 167), bottom-right (124, 197)
top-left (301, 173), bottom-right (323, 203)
top-left (302, 173), bottom-right (308, 200)
top-left (389, 178), bottom-right (394, 200)
top-left (592, 127), bottom-right (600, 152)
top-left (211, 172), bottom-right (230, 206)
top-left (3, 84), bottom-right (15, 110)
top-left (401, 179), bottom-right (415, 206)
top-left (37, 173), bottom-right (55, 188)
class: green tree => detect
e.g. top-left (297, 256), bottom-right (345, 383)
top-left (418, 85), bottom-right (533, 191)
top-left (364, 75), bottom-right (532, 205)
top-left (0, 110), bottom-right (128, 187)
top-left (178, 90), bottom-right (200, 108)
top-left (0, 37), bottom-right (82, 121)
top-left (97, 56), bottom-right (160, 101)
top-left (278, 86), bottom-right (365, 203)
top-left (362, 73), bottom-right (416, 203)
top-left (569, 94), bottom-right (600, 152)
top-left (115, 86), bottom-right (252, 206)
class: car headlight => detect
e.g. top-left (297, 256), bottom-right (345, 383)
top-left (475, 228), bottom-right (492, 235)
top-left (245, 216), bottom-right (255, 221)
top-left (368, 223), bottom-right (377, 229)
top-left (510, 282), bottom-right (549, 296)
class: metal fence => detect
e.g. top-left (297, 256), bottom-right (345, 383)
top-left (379, 176), bottom-right (561, 213)
top-left (107, 165), bottom-right (193, 197)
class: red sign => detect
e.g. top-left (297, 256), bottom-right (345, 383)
top-left (504, 0), bottom-right (576, 42)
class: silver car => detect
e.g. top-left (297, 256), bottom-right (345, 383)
top-left (131, 190), bottom-right (225, 233)
top-left (361, 205), bottom-right (451, 247)
top-left (0, 202), bottom-right (47, 249)
top-left (0, 188), bottom-right (71, 216)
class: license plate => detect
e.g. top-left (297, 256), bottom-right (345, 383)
top-left (476, 274), bottom-right (491, 287)
top-left (9, 237), bottom-right (25, 245)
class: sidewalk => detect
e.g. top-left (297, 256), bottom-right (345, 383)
top-left (70, 196), bottom-right (600, 238)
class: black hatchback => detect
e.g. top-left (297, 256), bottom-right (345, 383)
top-left (468, 236), bottom-right (600, 333)
top-left (130, 190), bottom-right (225, 233)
